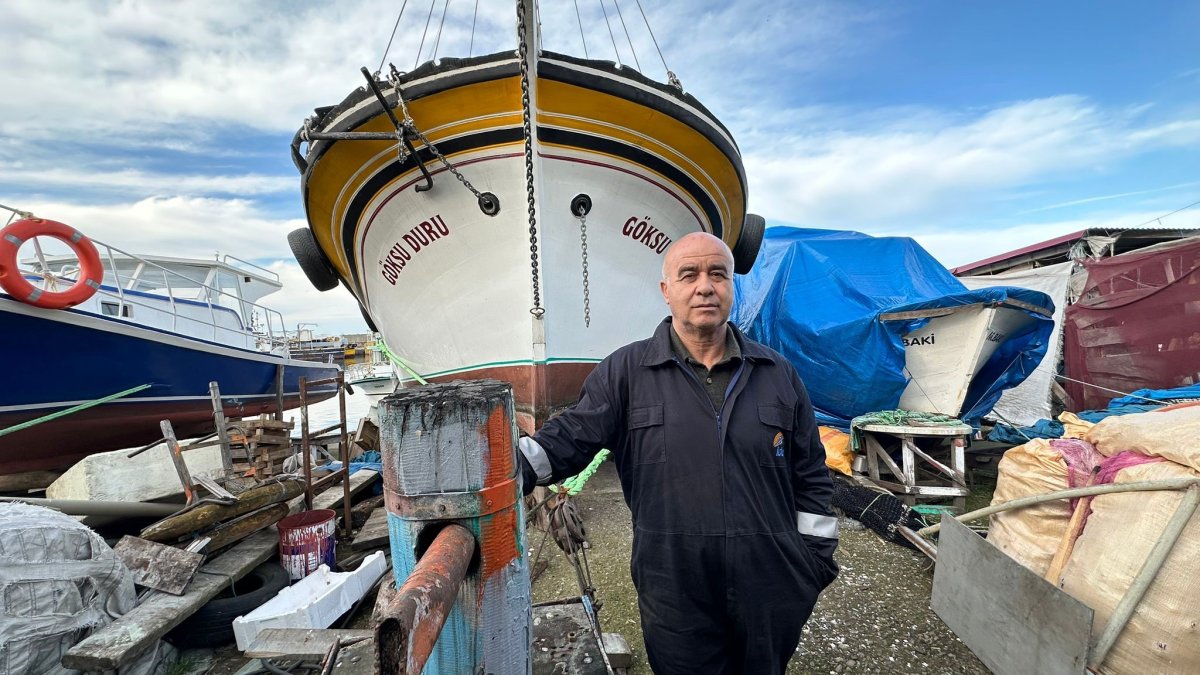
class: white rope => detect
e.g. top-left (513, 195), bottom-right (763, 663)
top-left (376, 0), bottom-right (411, 75)
top-left (572, 0), bottom-right (589, 58)
top-left (432, 0), bottom-right (452, 61)
top-left (611, 0), bottom-right (641, 71)
top-left (633, 0), bottom-right (670, 75)
top-left (597, 0), bottom-right (622, 66)
top-left (414, 0), bottom-right (438, 70)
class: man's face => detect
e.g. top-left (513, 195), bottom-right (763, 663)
top-left (659, 234), bottom-right (734, 333)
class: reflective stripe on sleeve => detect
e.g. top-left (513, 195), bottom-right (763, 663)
top-left (518, 436), bottom-right (553, 484)
top-left (797, 511), bottom-right (839, 539)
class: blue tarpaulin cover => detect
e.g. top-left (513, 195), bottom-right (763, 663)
top-left (732, 227), bottom-right (1055, 428)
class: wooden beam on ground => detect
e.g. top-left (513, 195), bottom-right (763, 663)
top-left (290, 469), bottom-right (378, 515)
top-left (62, 529), bottom-right (279, 672)
top-left (351, 507), bottom-right (389, 551)
top-left (243, 628), bottom-right (373, 659)
top-left (113, 536), bottom-right (204, 595)
top-left (0, 470), bottom-right (60, 492)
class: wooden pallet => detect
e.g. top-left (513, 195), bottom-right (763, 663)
top-left (229, 415), bottom-right (296, 477)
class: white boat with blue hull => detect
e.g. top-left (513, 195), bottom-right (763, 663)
top-left (0, 216), bottom-right (340, 475)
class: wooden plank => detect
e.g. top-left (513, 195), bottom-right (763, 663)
top-left (351, 507), bottom-right (390, 550)
top-left (63, 529), bottom-right (279, 672)
top-left (932, 517), bottom-right (1092, 675)
top-left (113, 536), bottom-right (205, 595)
top-left (0, 470), bottom-right (60, 492)
top-left (289, 469), bottom-right (379, 515)
top-left (251, 432), bottom-right (293, 446)
top-left (244, 628), bottom-right (373, 659)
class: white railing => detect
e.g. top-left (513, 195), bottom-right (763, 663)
top-left (19, 238), bottom-right (291, 355)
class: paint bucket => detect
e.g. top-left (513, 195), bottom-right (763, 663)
top-left (277, 509), bottom-right (337, 580)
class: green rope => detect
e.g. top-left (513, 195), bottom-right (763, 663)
top-left (376, 340), bottom-right (428, 385)
top-left (0, 383), bottom-right (153, 438)
top-left (552, 449), bottom-right (610, 496)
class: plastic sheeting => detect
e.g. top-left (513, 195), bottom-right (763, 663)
top-left (0, 502), bottom-right (174, 675)
top-left (732, 227), bottom-right (1055, 427)
top-left (1065, 237), bottom-right (1200, 410)
top-left (960, 262), bottom-right (1073, 426)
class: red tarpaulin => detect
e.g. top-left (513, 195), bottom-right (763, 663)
top-left (1064, 237), bottom-right (1200, 410)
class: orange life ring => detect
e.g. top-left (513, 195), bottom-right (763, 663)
top-left (0, 218), bottom-right (103, 309)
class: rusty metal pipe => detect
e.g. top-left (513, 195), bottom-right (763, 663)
top-left (375, 523), bottom-right (476, 675)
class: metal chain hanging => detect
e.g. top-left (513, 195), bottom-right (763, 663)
top-left (386, 66), bottom-right (499, 215)
top-left (517, 0), bottom-right (544, 317)
top-left (576, 208), bottom-right (591, 327)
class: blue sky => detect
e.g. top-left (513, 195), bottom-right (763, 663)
top-left (2, 0), bottom-right (1197, 333)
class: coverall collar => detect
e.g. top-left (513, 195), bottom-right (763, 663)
top-left (641, 317), bottom-right (776, 367)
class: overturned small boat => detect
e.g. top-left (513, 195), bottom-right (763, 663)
top-left (288, 1), bottom-right (764, 430)
top-left (732, 227), bottom-right (1055, 425)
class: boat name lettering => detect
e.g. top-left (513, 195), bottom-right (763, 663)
top-left (903, 335), bottom-right (935, 347)
top-left (985, 330), bottom-right (1005, 343)
top-left (622, 216), bottom-right (671, 254)
top-left (378, 215), bottom-right (452, 285)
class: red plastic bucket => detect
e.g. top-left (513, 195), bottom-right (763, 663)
top-left (278, 509), bottom-right (337, 580)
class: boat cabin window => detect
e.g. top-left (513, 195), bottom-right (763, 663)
top-left (100, 301), bottom-right (133, 318)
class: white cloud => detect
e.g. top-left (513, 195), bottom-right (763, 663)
top-left (12, 196), bottom-right (301, 259)
top-left (0, 0), bottom-right (875, 140)
top-left (911, 207), bottom-right (1200, 269)
top-left (743, 96), bottom-right (1200, 228)
top-left (0, 163), bottom-right (292, 197)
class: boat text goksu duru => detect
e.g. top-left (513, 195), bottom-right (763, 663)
top-left (288, 3), bottom-right (764, 430)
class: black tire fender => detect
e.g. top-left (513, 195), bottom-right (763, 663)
top-left (732, 213), bottom-right (766, 275)
top-left (166, 562), bottom-right (290, 648)
top-left (288, 228), bottom-right (340, 291)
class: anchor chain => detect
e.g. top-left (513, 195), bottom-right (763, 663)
top-left (517, 0), bottom-right (544, 317)
top-left (576, 206), bottom-right (591, 327)
top-left (386, 65), bottom-right (499, 215)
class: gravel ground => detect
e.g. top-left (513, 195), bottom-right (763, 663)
top-left (529, 461), bottom-right (991, 674)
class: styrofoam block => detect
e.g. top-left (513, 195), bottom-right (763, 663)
top-left (232, 551), bottom-right (387, 651)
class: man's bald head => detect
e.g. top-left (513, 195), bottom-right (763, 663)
top-left (662, 232), bottom-right (734, 280)
top-left (659, 232), bottom-right (735, 337)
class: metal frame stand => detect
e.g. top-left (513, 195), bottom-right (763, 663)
top-left (856, 420), bottom-right (971, 512)
top-left (299, 372), bottom-right (352, 538)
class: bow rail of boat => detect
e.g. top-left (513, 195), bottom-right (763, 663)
top-left (16, 235), bottom-right (292, 355)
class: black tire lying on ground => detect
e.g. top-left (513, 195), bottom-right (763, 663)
top-left (166, 562), bottom-right (290, 649)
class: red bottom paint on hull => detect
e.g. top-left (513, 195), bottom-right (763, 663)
top-left (415, 362), bottom-right (599, 433)
top-left (0, 396), bottom-right (316, 475)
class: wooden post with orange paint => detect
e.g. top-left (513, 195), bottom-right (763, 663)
top-left (377, 380), bottom-right (531, 674)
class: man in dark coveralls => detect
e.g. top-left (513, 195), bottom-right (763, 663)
top-left (517, 232), bottom-right (838, 674)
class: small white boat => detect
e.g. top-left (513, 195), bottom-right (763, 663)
top-left (894, 302), bottom-right (1041, 416)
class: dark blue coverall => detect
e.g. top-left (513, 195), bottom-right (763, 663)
top-left (519, 318), bottom-right (839, 674)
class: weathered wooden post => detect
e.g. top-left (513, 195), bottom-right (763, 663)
top-left (376, 380), bottom-right (531, 674)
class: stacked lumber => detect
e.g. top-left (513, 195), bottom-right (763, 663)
top-left (230, 416), bottom-right (296, 477)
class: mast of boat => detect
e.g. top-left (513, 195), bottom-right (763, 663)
top-left (518, 0), bottom-right (548, 362)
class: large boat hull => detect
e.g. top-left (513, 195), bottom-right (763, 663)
top-left (296, 53), bottom-right (757, 428)
top-left (0, 296), bottom-right (340, 474)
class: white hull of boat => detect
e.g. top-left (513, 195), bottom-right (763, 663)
top-left (898, 305), bottom-right (1037, 416)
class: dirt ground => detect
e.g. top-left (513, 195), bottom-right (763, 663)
top-left (529, 461), bottom-right (991, 674)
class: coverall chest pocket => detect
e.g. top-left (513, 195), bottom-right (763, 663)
top-left (758, 404), bottom-right (793, 468)
top-left (628, 404), bottom-right (666, 465)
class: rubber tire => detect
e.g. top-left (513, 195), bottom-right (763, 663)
top-left (732, 212), bottom-right (766, 274)
top-left (165, 562), bottom-right (290, 649)
top-left (288, 228), bottom-right (340, 291)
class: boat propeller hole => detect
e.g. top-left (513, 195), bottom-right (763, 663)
top-left (478, 192), bottom-right (501, 216)
top-left (570, 194), bottom-right (592, 217)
